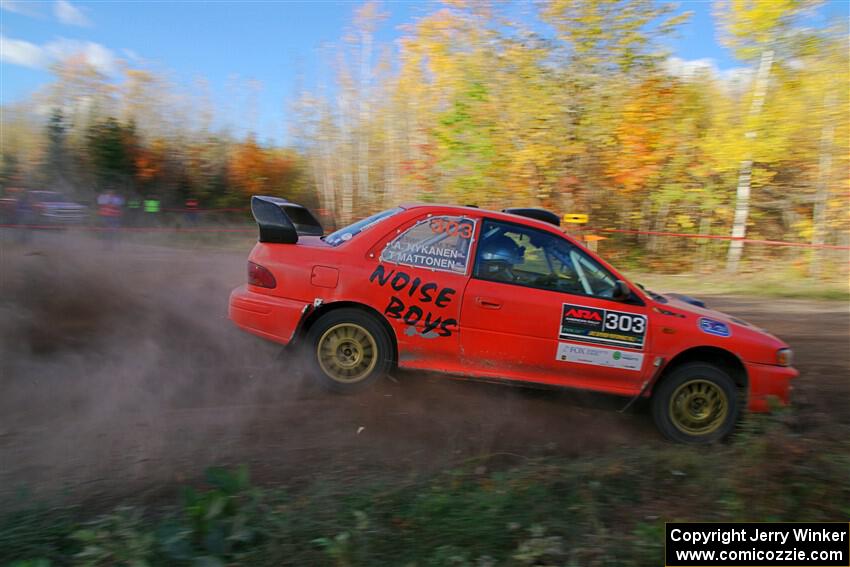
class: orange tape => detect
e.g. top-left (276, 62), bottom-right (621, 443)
top-left (578, 227), bottom-right (850, 250)
top-left (0, 224), bottom-right (255, 233)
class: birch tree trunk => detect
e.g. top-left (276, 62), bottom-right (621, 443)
top-left (638, 199), bottom-right (652, 247)
top-left (384, 107), bottom-right (396, 208)
top-left (694, 212), bottom-right (711, 273)
top-left (726, 49), bottom-right (774, 273)
top-left (320, 132), bottom-right (338, 221)
top-left (648, 201), bottom-right (669, 254)
top-left (337, 87), bottom-right (354, 224)
top-left (810, 92), bottom-right (836, 278)
top-left (357, 28), bottom-right (372, 208)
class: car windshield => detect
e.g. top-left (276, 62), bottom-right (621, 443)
top-left (324, 207), bottom-right (403, 246)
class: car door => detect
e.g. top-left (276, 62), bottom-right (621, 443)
top-left (459, 218), bottom-right (651, 395)
top-left (366, 212), bottom-right (478, 373)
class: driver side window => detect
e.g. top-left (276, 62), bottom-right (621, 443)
top-left (473, 220), bottom-right (618, 298)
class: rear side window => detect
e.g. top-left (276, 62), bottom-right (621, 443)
top-left (381, 215), bottom-right (477, 275)
top-left (324, 207), bottom-right (402, 246)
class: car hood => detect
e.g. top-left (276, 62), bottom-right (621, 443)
top-left (656, 292), bottom-right (782, 341)
top-left (661, 293), bottom-right (744, 324)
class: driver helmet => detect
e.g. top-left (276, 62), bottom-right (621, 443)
top-left (479, 234), bottom-right (524, 266)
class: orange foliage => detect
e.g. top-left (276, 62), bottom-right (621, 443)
top-left (609, 78), bottom-right (676, 195)
top-left (134, 139), bottom-right (166, 183)
top-left (228, 136), bottom-right (298, 196)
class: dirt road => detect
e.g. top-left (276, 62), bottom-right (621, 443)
top-left (1, 233), bottom-right (847, 506)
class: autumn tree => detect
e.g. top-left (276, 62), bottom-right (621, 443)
top-left (87, 117), bottom-right (136, 192)
top-left (715, 0), bottom-right (820, 272)
top-left (45, 108), bottom-right (68, 186)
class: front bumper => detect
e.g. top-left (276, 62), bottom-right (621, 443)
top-left (746, 362), bottom-right (799, 412)
top-left (228, 285), bottom-right (307, 346)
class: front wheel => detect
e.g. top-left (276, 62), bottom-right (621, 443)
top-left (652, 362), bottom-right (740, 444)
top-left (304, 308), bottom-right (393, 393)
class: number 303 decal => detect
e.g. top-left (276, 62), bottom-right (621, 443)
top-left (560, 303), bottom-right (647, 349)
top-left (605, 312), bottom-right (645, 334)
top-left (430, 218), bottom-right (473, 239)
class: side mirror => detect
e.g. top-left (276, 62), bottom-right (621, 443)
top-left (612, 280), bottom-right (631, 301)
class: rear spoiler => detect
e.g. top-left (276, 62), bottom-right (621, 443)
top-left (251, 196), bottom-right (323, 244)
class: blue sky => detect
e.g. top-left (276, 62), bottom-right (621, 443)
top-left (1, 1), bottom-right (847, 144)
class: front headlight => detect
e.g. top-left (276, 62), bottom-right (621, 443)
top-left (776, 348), bottom-right (793, 366)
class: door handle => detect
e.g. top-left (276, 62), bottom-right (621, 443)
top-left (476, 296), bottom-right (502, 309)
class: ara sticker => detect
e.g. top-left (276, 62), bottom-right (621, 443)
top-left (559, 303), bottom-right (647, 349)
top-left (556, 343), bottom-right (644, 371)
top-left (698, 317), bottom-right (731, 338)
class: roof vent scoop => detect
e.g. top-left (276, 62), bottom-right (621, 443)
top-left (502, 207), bottom-right (561, 227)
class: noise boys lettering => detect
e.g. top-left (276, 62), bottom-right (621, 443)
top-left (369, 265), bottom-right (458, 337)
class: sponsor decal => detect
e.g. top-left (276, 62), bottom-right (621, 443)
top-left (699, 317), bottom-right (731, 338)
top-left (559, 303), bottom-right (647, 349)
top-left (556, 343), bottom-right (644, 371)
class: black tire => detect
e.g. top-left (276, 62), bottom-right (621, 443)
top-left (651, 362), bottom-right (739, 444)
top-left (304, 308), bottom-right (393, 393)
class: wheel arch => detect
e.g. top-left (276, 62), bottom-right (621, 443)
top-left (653, 346), bottom-right (748, 397)
top-left (297, 301), bottom-right (398, 366)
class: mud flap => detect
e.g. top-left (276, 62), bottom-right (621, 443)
top-left (619, 356), bottom-right (666, 413)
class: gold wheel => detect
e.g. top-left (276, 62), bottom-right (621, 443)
top-left (668, 379), bottom-right (728, 436)
top-left (316, 323), bottom-right (378, 384)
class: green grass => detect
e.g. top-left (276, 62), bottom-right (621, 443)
top-left (627, 271), bottom-right (850, 301)
top-left (3, 419), bottom-right (849, 567)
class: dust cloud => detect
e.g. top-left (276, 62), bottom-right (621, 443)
top-left (0, 232), bottom-right (285, 504)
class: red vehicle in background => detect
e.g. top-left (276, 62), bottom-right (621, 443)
top-left (229, 197), bottom-right (797, 443)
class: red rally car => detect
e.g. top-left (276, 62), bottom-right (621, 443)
top-left (229, 197), bottom-right (798, 443)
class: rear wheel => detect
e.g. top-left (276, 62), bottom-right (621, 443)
top-left (304, 308), bottom-right (393, 393)
top-left (652, 362), bottom-right (739, 444)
